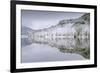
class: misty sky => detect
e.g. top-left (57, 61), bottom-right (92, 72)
top-left (21, 10), bottom-right (85, 30)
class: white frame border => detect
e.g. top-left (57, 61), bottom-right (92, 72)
top-left (16, 4), bottom-right (95, 69)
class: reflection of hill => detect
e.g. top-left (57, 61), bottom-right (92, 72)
top-left (32, 37), bottom-right (90, 59)
top-left (58, 47), bottom-right (90, 59)
top-left (21, 38), bottom-right (32, 47)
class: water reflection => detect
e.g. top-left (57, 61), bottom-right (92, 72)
top-left (22, 36), bottom-right (90, 60)
top-left (35, 37), bottom-right (89, 59)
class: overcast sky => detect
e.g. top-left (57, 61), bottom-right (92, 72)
top-left (21, 10), bottom-right (85, 30)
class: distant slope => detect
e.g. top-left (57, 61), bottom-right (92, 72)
top-left (21, 26), bottom-right (34, 35)
top-left (21, 26), bottom-right (35, 46)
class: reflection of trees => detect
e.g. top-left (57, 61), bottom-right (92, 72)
top-left (32, 36), bottom-right (90, 59)
top-left (74, 24), bottom-right (83, 39)
top-left (27, 24), bottom-right (90, 59)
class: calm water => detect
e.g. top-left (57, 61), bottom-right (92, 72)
top-left (21, 37), bottom-right (90, 63)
